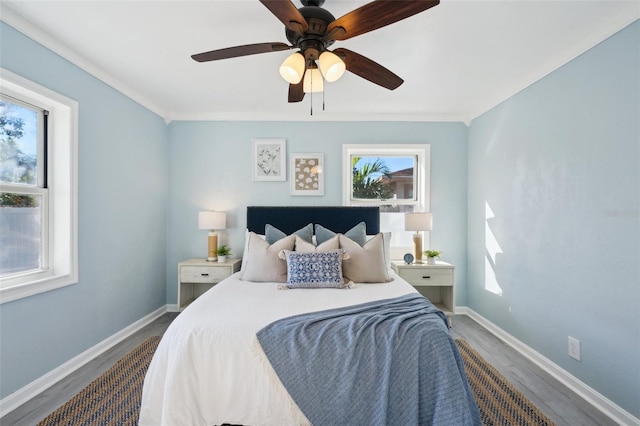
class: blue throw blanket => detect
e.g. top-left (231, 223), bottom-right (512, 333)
top-left (257, 293), bottom-right (481, 425)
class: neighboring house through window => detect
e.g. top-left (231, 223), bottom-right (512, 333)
top-left (0, 69), bottom-right (78, 303)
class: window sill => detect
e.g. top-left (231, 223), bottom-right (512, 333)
top-left (0, 270), bottom-right (78, 304)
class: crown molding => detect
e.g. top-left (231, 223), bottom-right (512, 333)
top-left (3, 3), bottom-right (636, 126)
top-left (0, 4), bottom-right (170, 121)
top-left (166, 111), bottom-right (468, 124)
top-left (468, 13), bottom-right (640, 124)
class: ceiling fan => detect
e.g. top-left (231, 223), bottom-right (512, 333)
top-left (191, 0), bottom-right (440, 103)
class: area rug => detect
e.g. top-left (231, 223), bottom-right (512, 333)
top-left (37, 336), bottom-right (160, 426)
top-left (38, 335), bottom-right (554, 426)
top-left (456, 338), bottom-right (556, 426)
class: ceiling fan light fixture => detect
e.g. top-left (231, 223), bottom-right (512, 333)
top-left (318, 51), bottom-right (346, 82)
top-left (303, 65), bottom-right (324, 93)
top-left (279, 52), bottom-right (305, 84)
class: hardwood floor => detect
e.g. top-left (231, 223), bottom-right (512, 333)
top-left (0, 313), bottom-right (179, 426)
top-left (2, 313), bottom-right (615, 425)
top-left (449, 315), bottom-right (616, 426)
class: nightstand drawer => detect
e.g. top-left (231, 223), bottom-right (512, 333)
top-left (180, 266), bottom-right (229, 283)
top-left (399, 268), bottom-right (453, 287)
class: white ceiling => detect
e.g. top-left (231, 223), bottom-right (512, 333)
top-left (1, 1), bottom-right (638, 123)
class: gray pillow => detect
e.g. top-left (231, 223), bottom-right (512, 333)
top-left (315, 222), bottom-right (366, 246)
top-left (265, 223), bottom-right (313, 245)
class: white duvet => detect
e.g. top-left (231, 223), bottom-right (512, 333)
top-left (139, 271), bottom-right (417, 426)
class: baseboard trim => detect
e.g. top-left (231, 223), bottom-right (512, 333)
top-left (456, 306), bottom-right (640, 426)
top-left (0, 305), bottom-right (168, 417)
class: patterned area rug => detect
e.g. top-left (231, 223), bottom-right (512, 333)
top-left (37, 336), bottom-right (160, 426)
top-left (38, 336), bottom-right (555, 426)
top-left (456, 338), bottom-right (556, 426)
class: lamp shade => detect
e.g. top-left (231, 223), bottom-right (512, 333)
top-left (198, 211), bottom-right (226, 230)
top-left (404, 212), bottom-right (433, 232)
top-left (318, 51), bottom-right (346, 82)
top-left (279, 52), bottom-right (305, 84)
top-left (303, 66), bottom-right (324, 93)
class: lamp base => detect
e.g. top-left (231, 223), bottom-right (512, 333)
top-left (413, 233), bottom-right (423, 264)
top-left (207, 232), bottom-right (218, 262)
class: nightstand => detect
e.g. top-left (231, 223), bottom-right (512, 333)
top-left (178, 258), bottom-right (241, 311)
top-left (392, 260), bottom-right (455, 323)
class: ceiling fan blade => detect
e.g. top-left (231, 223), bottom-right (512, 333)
top-left (288, 80), bottom-right (305, 103)
top-left (260, 0), bottom-right (309, 34)
top-left (333, 48), bottom-right (403, 90)
top-left (327, 0), bottom-right (439, 41)
top-left (191, 42), bottom-right (292, 62)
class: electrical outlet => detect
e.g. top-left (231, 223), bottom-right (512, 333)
top-left (568, 336), bottom-right (581, 361)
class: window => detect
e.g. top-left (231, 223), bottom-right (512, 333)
top-left (343, 144), bottom-right (430, 257)
top-left (0, 69), bottom-right (78, 303)
top-left (1, 95), bottom-right (48, 277)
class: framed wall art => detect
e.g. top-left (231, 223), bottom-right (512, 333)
top-left (290, 153), bottom-right (324, 196)
top-left (252, 139), bottom-right (286, 181)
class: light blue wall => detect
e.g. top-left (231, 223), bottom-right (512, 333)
top-left (166, 121), bottom-right (469, 306)
top-left (0, 23), bottom-right (169, 398)
top-left (467, 21), bottom-right (639, 417)
top-left (2, 12), bottom-right (638, 421)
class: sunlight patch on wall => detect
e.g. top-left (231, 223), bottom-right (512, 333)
top-left (485, 201), bottom-right (503, 295)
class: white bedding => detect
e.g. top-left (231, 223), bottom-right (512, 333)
top-left (139, 271), bottom-right (417, 426)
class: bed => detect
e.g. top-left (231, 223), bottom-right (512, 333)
top-left (139, 206), bottom-right (480, 425)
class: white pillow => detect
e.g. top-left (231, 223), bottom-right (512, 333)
top-left (339, 233), bottom-right (392, 283)
top-left (294, 235), bottom-right (339, 252)
top-left (239, 232), bottom-right (295, 282)
top-left (366, 232), bottom-right (391, 269)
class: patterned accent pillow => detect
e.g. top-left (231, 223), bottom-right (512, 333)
top-left (281, 250), bottom-right (347, 289)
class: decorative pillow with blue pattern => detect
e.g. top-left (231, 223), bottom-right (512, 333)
top-left (279, 249), bottom-right (352, 289)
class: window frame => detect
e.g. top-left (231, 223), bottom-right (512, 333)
top-left (1, 94), bottom-right (49, 275)
top-left (0, 68), bottom-right (78, 304)
top-left (342, 144), bottom-right (430, 210)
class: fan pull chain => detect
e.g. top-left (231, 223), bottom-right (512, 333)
top-left (310, 70), bottom-right (314, 115)
top-left (322, 88), bottom-right (325, 111)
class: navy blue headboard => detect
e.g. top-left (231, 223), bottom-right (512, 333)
top-left (247, 206), bottom-right (380, 235)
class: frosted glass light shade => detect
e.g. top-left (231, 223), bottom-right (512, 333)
top-left (303, 67), bottom-right (324, 93)
top-left (198, 211), bottom-right (226, 230)
top-left (404, 212), bottom-right (433, 231)
top-left (279, 52), bottom-right (305, 84)
top-left (318, 51), bottom-right (346, 82)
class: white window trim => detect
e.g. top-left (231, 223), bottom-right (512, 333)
top-left (0, 68), bottom-right (78, 304)
top-left (342, 144), bottom-right (430, 211)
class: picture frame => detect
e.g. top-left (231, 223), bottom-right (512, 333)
top-left (252, 139), bottom-right (286, 181)
top-left (290, 153), bottom-right (324, 196)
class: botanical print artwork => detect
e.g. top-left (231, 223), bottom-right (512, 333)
top-left (256, 144), bottom-right (281, 177)
top-left (295, 157), bottom-right (319, 191)
top-left (253, 139), bottom-right (286, 181)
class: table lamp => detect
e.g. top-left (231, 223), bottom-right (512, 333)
top-left (404, 212), bottom-right (433, 264)
top-left (198, 211), bottom-right (226, 261)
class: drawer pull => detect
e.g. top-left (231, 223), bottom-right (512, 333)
top-left (422, 276), bottom-right (431, 279)
top-left (201, 273), bottom-right (210, 277)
